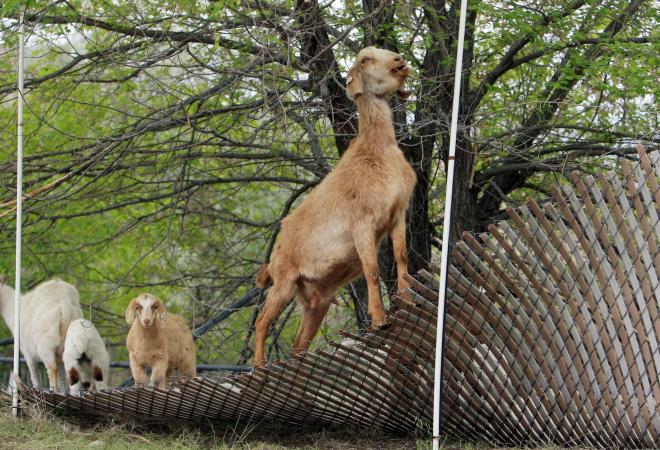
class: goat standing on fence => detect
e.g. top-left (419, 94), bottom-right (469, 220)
top-left (0, 277), bottom-right (83, 391)
top-left (63, 318), bottom-right (110, 394)
top-left (254, 47), bottom-right (416, 367)
top-left (125, 294), bottom-right (196, 387)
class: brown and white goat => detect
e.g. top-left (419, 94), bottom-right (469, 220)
top-left (63, 319), bottom-right (110, 394)
top-left (125, 294), bottom-right (196, 387)
top-left (253, 47), bottom-right (417, 367)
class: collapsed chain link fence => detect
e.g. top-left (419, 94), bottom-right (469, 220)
top-left (8, 144), bottom-right (660, 448)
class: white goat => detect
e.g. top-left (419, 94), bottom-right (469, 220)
top-left (63, 319), bottom-right (110, 394)
top-left (0, 277), bottom-right (82, 391)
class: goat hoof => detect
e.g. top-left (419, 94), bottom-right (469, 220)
top-left (398, 290), bottom-right (415, 305)
top-left (370, 315), bottom-right (390, 329)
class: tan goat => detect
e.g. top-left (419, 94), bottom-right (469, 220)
top-left (253, 46), bottom-right (417, 367)
top-left (125, 294), bottom-right (196, 387)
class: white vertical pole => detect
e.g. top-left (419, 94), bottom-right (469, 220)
top-left (12, 7), bottom-right (25, 417)
top-left (432, 0), bottom-right (468, 448)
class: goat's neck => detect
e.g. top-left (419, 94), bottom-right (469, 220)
top-left (355, 95), bottom-right (396, 146)
top-left (0, 285), bottom-right (16, 334)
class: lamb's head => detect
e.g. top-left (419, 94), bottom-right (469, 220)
top-left (346, 46), bottom-right (410, 102)
top-left (125, 293), bottom-right (167, 328)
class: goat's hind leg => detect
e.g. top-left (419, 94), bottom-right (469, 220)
top-left (254, 276), bottom-right (295, 367)
top-left (292, 288), bottom-right (331, 355)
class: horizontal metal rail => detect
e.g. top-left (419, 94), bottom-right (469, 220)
top-left (0, 356), bottom-right (250, 373)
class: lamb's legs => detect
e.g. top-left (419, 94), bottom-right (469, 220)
top-left (129, 354), bottom-right (148, 387)
top-left (390, 214), bottom-right (411, 295)
top-left (151, 359), bottom-right (167, 388)
top-left (354, 231), bottom-right (385, 328)
top-left (179, 357), bottom-right (196, 379)
top-left (254, 276), bottom-right (295, 367)
top-left (292, 298), bottom-right (331, 355)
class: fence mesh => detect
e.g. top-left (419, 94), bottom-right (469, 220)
top-left (442, 145), bottom-right (659, 448)
top-left (11, 145), bottom-right (660, 448)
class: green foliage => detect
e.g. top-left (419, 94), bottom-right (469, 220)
top-left (0, 0), bottom-right (655, 370)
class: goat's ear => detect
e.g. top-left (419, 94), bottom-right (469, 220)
top-left (346, 67), bottom-right (364, 102)
top-left (125, 299), bottom-right (137, 324)
top-left (156, 298), bottom-right (167, 322)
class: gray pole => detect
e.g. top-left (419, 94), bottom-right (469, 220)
top-left (432, 0), bottom-right (468, 447)
top-left (12, 6), bottom-right (26, 416)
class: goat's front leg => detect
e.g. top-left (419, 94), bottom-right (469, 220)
top-left (45, 364), bottom-right (59, 391)
top-left (354, 230), bottom-right (386, 328)
top-left (38, 348), bottom-right (59, 390)
top-left (390, 213), bottom-right (411, 296)
top-left (25, 356), bottom-right (42, 388)
top-left (40, 353), bottom-right (59, 391)
top-left (56, 357), bottom-right (67, 393)
top-left (129, 354), bottom-right (148, 387)
top-left (150, 358), bottom-right (168, 389)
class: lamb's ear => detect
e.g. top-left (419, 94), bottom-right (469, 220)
top-left (125, 299), bottom-right (137, 324)
top-left (346, 67), bottom-right (364, 102)
top-left (157, 299), bottom-right (167, 322)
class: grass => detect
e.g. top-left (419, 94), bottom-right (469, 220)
top-left (0, 404), bottom-right (426, 450)
top-left (0, 399), bottom-right (568, 449)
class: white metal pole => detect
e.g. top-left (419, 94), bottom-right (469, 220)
top-left (12, 7), bottom-right (25, 417)
top-left (432, 0), bottom-right (468, 448)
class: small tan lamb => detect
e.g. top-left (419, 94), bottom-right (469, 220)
top-left (124, 294), bottom-right (196, 387)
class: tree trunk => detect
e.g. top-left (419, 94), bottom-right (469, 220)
top-left (448, 134), bottom-right (479, 241)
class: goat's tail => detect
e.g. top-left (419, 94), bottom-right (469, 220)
top-left (255, 264), bottom-right (272, 288)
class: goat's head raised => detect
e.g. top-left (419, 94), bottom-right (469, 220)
top-left (346, 46), bottom-right (410, 102)
top-left (125, 293), bottom-right (167, 328)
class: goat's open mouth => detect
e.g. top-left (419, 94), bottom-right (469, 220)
top-left (392, 64), bottom-right (409, 75)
